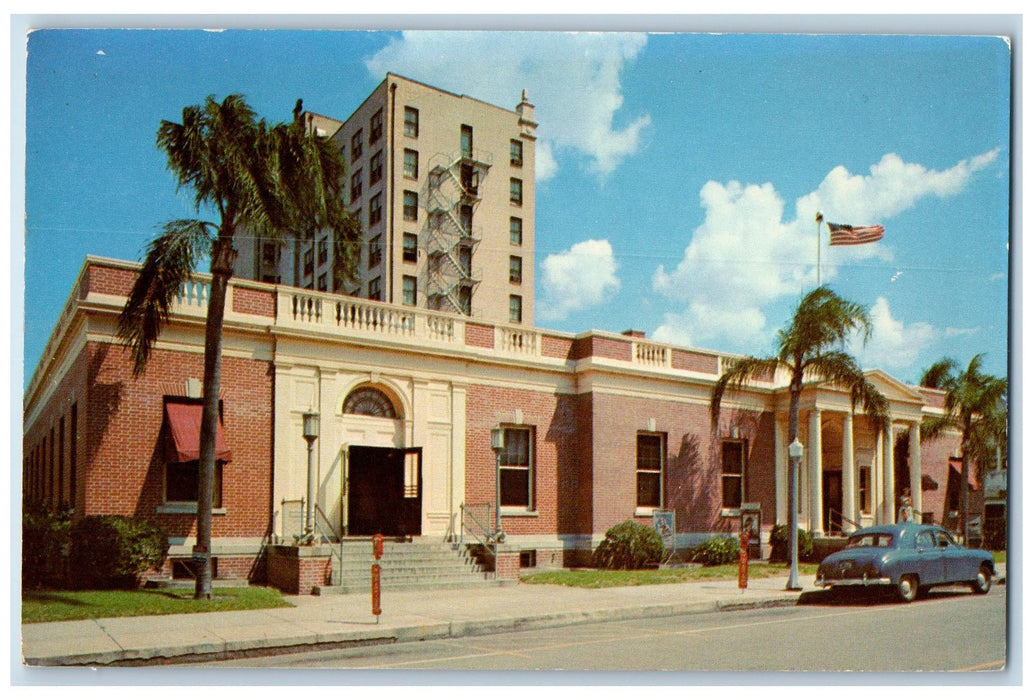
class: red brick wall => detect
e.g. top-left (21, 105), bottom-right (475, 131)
top-left (266, 547), bottom-right (331, 594)
top-left (80, 341), bottom-right (273, 539)
top-left (464, 384), bottom-right (582, 536)
top-left (232, 286), bottom-right (276, 317)
top-left (570, 335), bottom-right (633, 362)
top-left (82, 263), bottom-right (137, 298)
top-left (540, 333), bottom-right (572, 359)
top-left (589, 393), bottom-right (776, 535)
top-left (671, 349), bottom-right (719, 374)
top-left (465, 323), bottom-right (495, 349)
top-left (496, 551), bottom-right (520, 580)
top-left (919, 433), bottom-right (964, 524)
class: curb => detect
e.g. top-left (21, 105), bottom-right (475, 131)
top-left (24, 593), bottom-right (799, 667)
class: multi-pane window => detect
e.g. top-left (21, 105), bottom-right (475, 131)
top-left (403, 233), bottom-right (418, 263)
top-left (509, 295), bottom-right (523, 324)
top-left (303, 249), bottom-right (314, 277)
top-left (458, 286), bottom-right (472, 316)
top-left (368, 235), bottom-right (382, 269)
top-left (351, 129), bottom-right (363, 161)
top-left (317, 273), bottom-right (327, 292)
top-left (404, 106), bottom-right (419, 138)
top-left (510, 217), bottom-right (523, 246)
top-left (500, 427), bottom-right (533, 509)
top-left (350, 170), bottom-right (363, 203)
top-left (510, 178), bottom-right (523, 205)
top-left (459, 204), bottom-right (473, 235)
top-left (369, 150), bottom-right (383, 186)
top-left (403, 190), bottom-right (418, 222)
top-left (460, 124), bottom-right (473, 158)
top-left (858, 466), bottom-right (872, 514)
top-left (369, 109), bottom-right (383, 143)
top-left (510, 139), bottom-right (523, 167)
top-left (317, 238), bottom-right (328, 267)
top-left (721, 440), bottom-right (746, 509)
top-left (403, 148), bottom-right (419, 180)
top-left (509, 256), bottom-right (522, 284)
top-left (368, 276), bottom-right (382, 301)
top-left (402, 275), bottom-right (417, 306)
top-left (637, 433), bottom-right (664, 509)
top-left (261, 241), bottom-right (279, 267)
top-left (369, 193), bottom-right (383, 226)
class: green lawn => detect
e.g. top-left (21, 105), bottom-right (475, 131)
top-left (22, 586), bottom-right (292, 624)
top-left (521, 562), bottom-right (820, 589)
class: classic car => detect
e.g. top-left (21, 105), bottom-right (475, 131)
top-left (815, 523), bottom-right (996, 602)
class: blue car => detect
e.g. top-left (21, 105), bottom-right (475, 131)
top-left (815, 523), bottom-right (996, 603)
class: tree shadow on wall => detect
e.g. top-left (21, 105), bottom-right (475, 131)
top-left (84, 343), bottom-right (125, 468)
top-left (666, 433), bottom-right (722, 533)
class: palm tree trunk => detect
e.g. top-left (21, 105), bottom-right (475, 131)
top-left (195, 237), bottom-right (235, 599)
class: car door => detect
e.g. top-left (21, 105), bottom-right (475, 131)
top-left (913, 529), bottom-right (944, 586)
top-left (937, 528), bottom-right (975, 583)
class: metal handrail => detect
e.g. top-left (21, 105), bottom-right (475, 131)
top-left (826, 507), bottom-right (862, 534)
top-left (459, 502), bottom-right (497, 578)
top-left (314, 504), bottom-right (343, 586)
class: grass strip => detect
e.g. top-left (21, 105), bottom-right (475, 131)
top-left (520, 563), bottom-right (820, 589)
top-left (22, 586), bottom-right (291, 624)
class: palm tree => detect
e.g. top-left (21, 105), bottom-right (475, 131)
top-left (919, 355), bottom-right (1007, 541)
top-left (709, 286), bottom-right (888, 589)
top-left (117, 95), bottom-right (361, 598)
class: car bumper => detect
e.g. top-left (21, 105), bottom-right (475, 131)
top-left (816, 576), bottom-right (892, 588)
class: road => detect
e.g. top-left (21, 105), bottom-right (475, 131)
top-left (197, 585), bottom-right (1007, 672)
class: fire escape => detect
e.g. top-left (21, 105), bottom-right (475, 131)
top-left (426, 149), bottom-right (491, 315)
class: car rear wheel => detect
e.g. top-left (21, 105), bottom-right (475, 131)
top-left (896, 574), bottom-right (919, 603)
top-left (971, 565), bottom-right (992, 595)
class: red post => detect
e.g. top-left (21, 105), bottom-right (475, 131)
top-left (738, 525), bottom-right (750, 590)
top-left (371, 534), bottom-right (384, 619)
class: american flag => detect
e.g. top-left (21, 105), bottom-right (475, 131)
top-left (827, 221), bottom-right (885, 246)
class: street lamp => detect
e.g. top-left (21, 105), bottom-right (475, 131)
top-left (490, 427), bottom-right (505, 541)
top-left (302, 412), bottom-right (320, 540)
top-left (787, 438), bottom-right (804, 591)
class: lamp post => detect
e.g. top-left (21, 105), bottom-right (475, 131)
top-left (302, 412), bottom-right (320, 540)
top-left (490, 427), bottom-right (505, 539)
top-left (787, 438), bottom-right (804, 591)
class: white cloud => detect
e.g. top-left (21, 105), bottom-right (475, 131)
top-left (366, 31), bottom-right (649, 179)
top-left (538, 239), bottom-right (620, 321)
top-left (651, 149), bottom-right (998, 354)
top-left (849, 297), bottom-right (938, 372)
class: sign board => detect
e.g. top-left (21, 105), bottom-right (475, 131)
top-left (652, 510), bottom-right (676, 552)
top-left (739, 503), bottom-right (761, 558)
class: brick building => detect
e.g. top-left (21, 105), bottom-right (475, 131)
top-left (23, 257), bottom-right (974, 581)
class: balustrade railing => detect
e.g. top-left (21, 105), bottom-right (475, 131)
top-left (632, 341), bottom-right (670, 368)
top-left (177, 278), bottom-right (210, 309)
top-left (497, 326), bottom-right (539, 356)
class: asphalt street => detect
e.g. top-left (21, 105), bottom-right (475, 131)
top-left (195, 584), bottom-right (1007, 673)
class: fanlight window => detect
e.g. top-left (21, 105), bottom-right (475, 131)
top-left (342, 387), bottom-right (398, 418)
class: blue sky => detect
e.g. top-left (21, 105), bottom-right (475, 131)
top-left (19, 25), bottom-right (1012, 388)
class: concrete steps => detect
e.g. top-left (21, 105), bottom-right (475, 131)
top-left (319, 539), bottom-right (496, 594)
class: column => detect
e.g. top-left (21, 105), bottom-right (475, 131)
top-left (909, 421), bottom-right (923, 521)
top-left (774, 416), bottom-right (787, 525)
top-left (883, 424), bottom-right (896, 523)
top-left (808, 409), bottom-right (823, 535)
top-left (841, 412), bottom-right (856, 533)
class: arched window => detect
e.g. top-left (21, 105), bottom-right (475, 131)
top-left (342, 386), bottom-right (398, 419)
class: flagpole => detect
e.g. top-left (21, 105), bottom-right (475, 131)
top-left (815, 212), bottom-right (824, 287)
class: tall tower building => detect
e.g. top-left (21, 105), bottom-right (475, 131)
top-left (233, 73), bottom-right (537, 327)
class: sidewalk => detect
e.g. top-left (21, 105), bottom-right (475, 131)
top-left (20, 564), bottom-right (1005, 667)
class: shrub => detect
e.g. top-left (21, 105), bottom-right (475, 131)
top-left (69, 516), bottom-right (170, 589)
top-left (22, 503), bottom-right (71, 589)
top-left (768, 524), bottom-right (813, 563)
top-left (690, 535), bottom-right (740, 566)
top-left (593, 520), bottom-right (664, 569)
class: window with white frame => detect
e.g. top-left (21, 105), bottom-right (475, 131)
top-left (510, 139), bottom-right (523, 167)
top-left (404, 106), bottom-right (419, 138)
top-left (721, 440), bottom-right (746, 509)
top-left (509, 295), bottom-right (522, 323)
top-left (402, 232), bottom-right (418, 263)
top-left (510, 178), bottom-right (523, 205)
top-left (509, 217), bottom-right (522, 246)
top-left (509, 255), bottom-right (522, 284)
top-left (403, 148), bottom-right (419, 180)
top-left (402, 275), bottom-right (417, 306)
top-left (637, 433), bottom-right (664, 509)
top-left (500, 426), bottom-right (533, 509)
top-left (403, 190), bottom-right (418, 222)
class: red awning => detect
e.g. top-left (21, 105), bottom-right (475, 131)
top-left (949, 457), bottom-right (978, 490)
top-left (164, 401), bottom-right (233, 463)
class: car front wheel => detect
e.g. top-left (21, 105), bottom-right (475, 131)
top-left (896, 574), bottom-right (919, 603)
top-left (971, 565), bottom-right (992, 595)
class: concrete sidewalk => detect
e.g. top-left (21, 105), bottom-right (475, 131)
top-left (20, 564), bottom-right (1005, 667)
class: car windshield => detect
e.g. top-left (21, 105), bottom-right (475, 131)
top-left (845, 533), bottom-right (894, 549)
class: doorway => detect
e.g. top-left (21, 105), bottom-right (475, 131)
top-left (347, 446), bottom-right (422, 536)
top-left (822, 471), bottom-right (843, 534)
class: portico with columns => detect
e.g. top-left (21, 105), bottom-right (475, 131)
top-left (774, 370), bottom-right (929, 536)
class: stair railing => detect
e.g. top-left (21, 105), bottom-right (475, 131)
top-left (314, 504), bottom-right (344, 586)
top-left (826, 507), bottom-right (862, 534)
top-left (459, 502), bottom-right (498, 579)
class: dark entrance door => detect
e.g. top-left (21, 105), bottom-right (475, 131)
top-left (822, 471), bottom-right (843, 534)
top-left (347, 446), bottom-right (422, 536)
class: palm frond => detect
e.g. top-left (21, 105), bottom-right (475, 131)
top-left (117, 220), bottom-right (213, 375)
top-left (710, 356), bottom-right (782, 430)
top-left (805, 350), bottom-right (888, 429)
top-left (780, 286), bottom-right (872, 361)
top-left (919, 357), bottom-right (958, 389)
